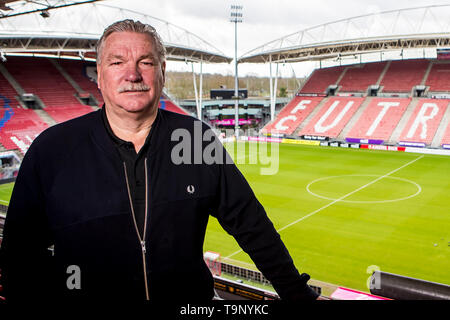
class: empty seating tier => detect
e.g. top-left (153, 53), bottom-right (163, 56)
top-left (380, 60), bottom-right (430, 93)
top-left (425, 63), bottom-right (450, 92)
top-left (58, 59), bottom-right (104, 106)
top-left (0, 72), bottom-right (21, 108)
top-left (439, 121), bottom-right (450, 146)
top-left (339, 62), bottom-right (386, 93)
top-left (4, 57), bottom-right (81, 107)
top-left (299, 66), bottom-right (345, 94)
top-left (398, 99), bottom-right (449, 145)
top-left (45, 105), bottom-right (94, 124)
top-left (298, 97), bottom-right (364, 138)
top-left (346, 98), bottom-right (411, 141)
top-left (262, 96), bottom-right (323, 135)
top-left (0, 107), bottom-right (48, 153)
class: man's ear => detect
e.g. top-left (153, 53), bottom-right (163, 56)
top-left (161, 60), bottom-right (166, 85)
top-left (96, 63), bottom-right (102, 90)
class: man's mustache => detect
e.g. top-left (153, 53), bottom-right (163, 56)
top-left (118, 82), bottom-right (150, 93)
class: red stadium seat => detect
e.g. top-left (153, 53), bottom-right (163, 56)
top-left (0, 73), bottom-right (21, 108)
top-left (45, 105), bottom-right (95, 123)
top-left (298, 97), bottom-right (364, 138)
top-left (346, 98), bottom-right (411, 141)
top-left (4, 57), bottom-right (82, 108)
top-left (262, 96), bottom-right (323, 135)
top-left (300, 66), bottom-right (346, 94)
top-left (0, 108), bottom-right (48, 153)
top-left (398, 99), bottom-right (449, 145)
top-left (58, 59), bottom-right (104, 106)
top-left (439, 120), bottom-right (450, 146)
top-left (425, 63), bottom-right (450, 92)
top-left (339, 62), bottom-right (386, 93)
top-left (380, 60), bottom-right (429, 93)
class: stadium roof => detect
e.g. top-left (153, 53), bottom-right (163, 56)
top-left (239, 4), bottom-right (450, 64)
top-left (0, 2), bottom-right (232, 63)
top-left (0, 0), bottom-right (101, 18)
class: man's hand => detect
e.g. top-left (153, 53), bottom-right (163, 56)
top-left (317, 295), bottom-right (330, 300)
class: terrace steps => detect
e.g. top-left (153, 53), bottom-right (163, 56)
top-left (335, 67), bottom-right (348, 87)
top-left (49, 59), bottom-right (84, 94)
top-left (33, 109), bottom-right (58, 126)
top-left (292, 96), bottom-right (329, 136)
top-left (421, 60), bottom-right (434, 86)
top-left (376, 60), bottom-right (391, 86)
top-left (338, 96), bottom-right (373, 140)
top-left (388, 98), bottom-right (419, 144)
top-left (431, 102), bottom-right (450, 147)
top-left (0, 63), bottom-right (25, 96)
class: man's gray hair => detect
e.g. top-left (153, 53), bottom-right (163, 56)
top-left (96, 19), bottom-right (166, 65)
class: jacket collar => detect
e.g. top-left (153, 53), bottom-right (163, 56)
top-left (90, 106), bottom-right (169, 159)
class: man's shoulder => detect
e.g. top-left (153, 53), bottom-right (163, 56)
top-left (32, 109), bottom-right (100, 150)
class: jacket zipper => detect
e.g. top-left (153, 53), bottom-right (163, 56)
top-left (123, 158), bottom-right (150, 300)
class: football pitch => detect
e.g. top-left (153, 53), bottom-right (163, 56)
top-left (0, 182), bottom-right (14, 207)
top-left (205, 142), bottom-right (450, 293)
top-left (0, 143), bottom-right (448, 293)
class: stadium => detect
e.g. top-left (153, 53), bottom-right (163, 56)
top-left (0, 0), bottom-right (449, 302)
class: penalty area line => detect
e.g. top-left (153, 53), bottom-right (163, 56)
top-left (225, 154), bottom-right (424, 260)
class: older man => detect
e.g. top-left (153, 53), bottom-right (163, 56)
top-left (0, 20), bottom-right (319, 301)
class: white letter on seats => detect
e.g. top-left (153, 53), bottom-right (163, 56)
top-left (314, 100), bottom-right (354, 133)
top-left (291, 100), bottom-right (311, 114)
top-left (275, 115), bottom-right (297, 131)
top-left (407, 103), bottom-right (439, 139)
top-left (366, 102), bottom-right (399, 136)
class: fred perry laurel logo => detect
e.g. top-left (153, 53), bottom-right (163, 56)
top-left (187, 185), bottom-right (195, 194)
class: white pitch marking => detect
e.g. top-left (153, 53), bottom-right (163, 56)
top-left (306, 174), bottom-right (422, 203)
top-left (225, 155), bottom-right (424, 259)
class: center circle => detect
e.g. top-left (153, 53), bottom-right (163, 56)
top-left (306, 174), bottom-right (422, 203)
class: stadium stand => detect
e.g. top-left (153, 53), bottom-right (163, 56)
top-left (0, 108), bottom-right (48, 153)
top-left (425, 62), bottom-right (450, 92)
top-left (298, 97), bottom-right (364, 138)
top-left (299, 66), bottom-right (346, 94)
top-left (261, 96), bottom-right (323, 135)
top-left (3, 57), bottom-right (81, 107)
top-left (0, 73), bottom-right (21, 108)
top-left (261, 58), bottom-right (450, 147)
top-left (159, 98), bottom-right (188, 115)
top-left (439, 119), bottom-right (450, 146)
top-left (380, 59), bottom-right (430, 93)
top-left (339, 62), bottom-right (386, 93)
top-left (398, 99), bottom-right (449, 145)
top-left (44, 105), bottom-right (94, 123)
top-left (58, 59), bottom-right (104, 106)
top-left (346, 98), bottom-right (411, 141)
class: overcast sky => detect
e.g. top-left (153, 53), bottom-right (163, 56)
top-left (104, 0), bottom-right (450, 77)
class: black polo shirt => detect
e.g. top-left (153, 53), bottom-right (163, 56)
top-left (101, 107), bottom-right (157, 237)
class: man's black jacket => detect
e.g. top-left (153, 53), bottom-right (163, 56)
top-left (0, 108), bottom-right (318, 301)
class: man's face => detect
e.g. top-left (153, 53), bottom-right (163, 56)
top-left (97, 31), bottom-right (165, 115)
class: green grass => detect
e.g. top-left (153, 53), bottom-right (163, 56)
top-left (204, 143), bottom-right (450, 293)
top-left (0, 182), bottom-right (14, 207)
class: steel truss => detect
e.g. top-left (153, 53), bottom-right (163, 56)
top-left (0, 0), bottom-right (101, 19)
